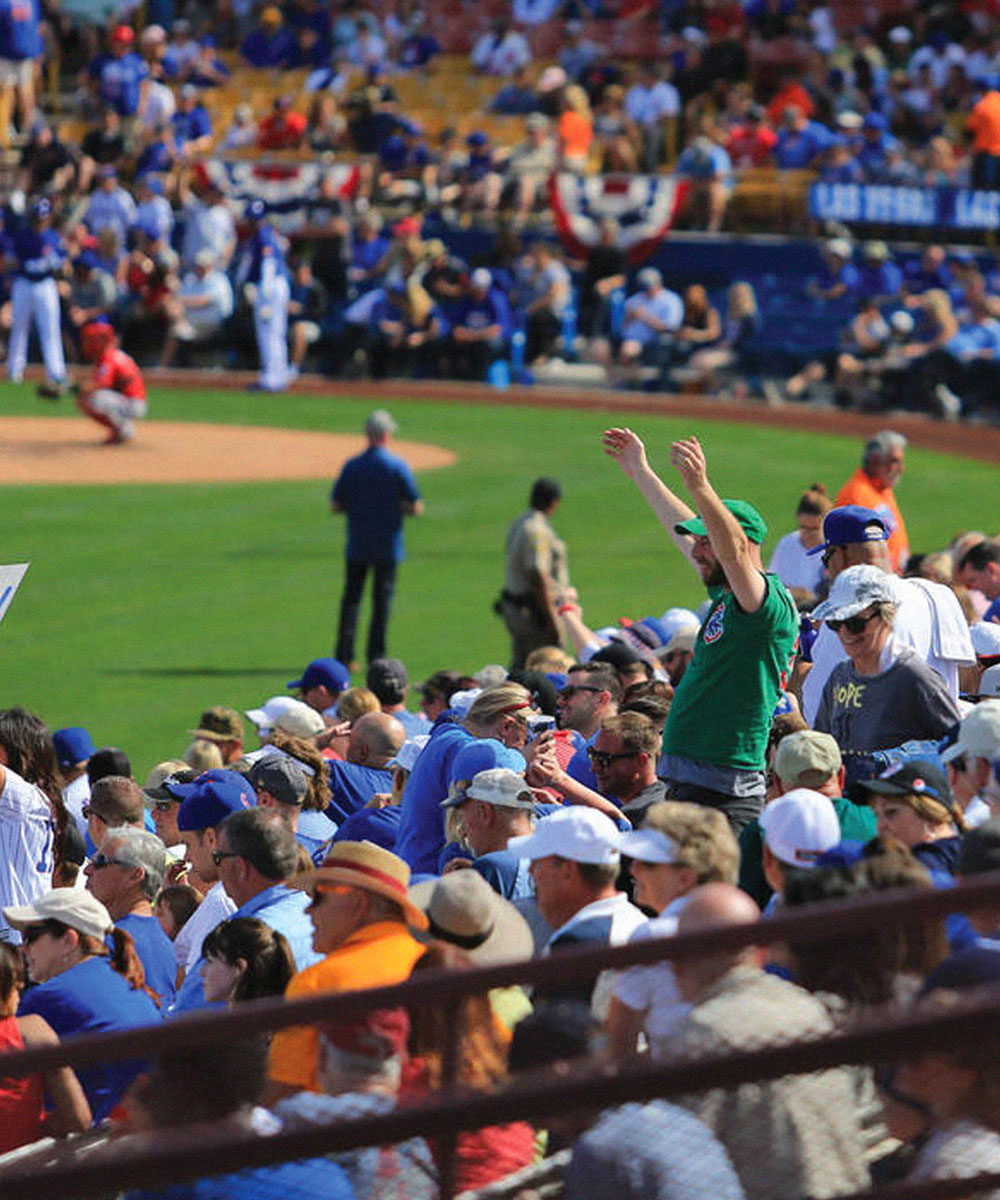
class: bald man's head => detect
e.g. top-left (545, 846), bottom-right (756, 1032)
top-left (347, 711), bottom-right (407, 767)
top-left (674, 883), bottom-right (762, 1002)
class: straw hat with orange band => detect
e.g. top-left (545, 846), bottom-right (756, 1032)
top-left (291, 841), bottom-right (429, 931)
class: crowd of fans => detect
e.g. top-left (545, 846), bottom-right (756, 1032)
top-left (1, 423), bottom-right (1000, 1197)
top-left (4, 1), bottom-right (1000, 404)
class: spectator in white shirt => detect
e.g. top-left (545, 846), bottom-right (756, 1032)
top-left (158, 250), bottom-right (235, 367)
top-left (624, 61), bottom-right (680, 170)
top-left (471, 20), bottom-right (531, 77)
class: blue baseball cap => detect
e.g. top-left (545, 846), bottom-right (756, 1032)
top-left (287, 657), bottom-right (350, 694)
top-left (862, 112), bottom-right (887, 132)
top-left (244, 198), bottom-right (267, 222)
top-left (467, 130), bottom-right (488, 147)
top-left (807, 505), bottom-right (889, 557)
top-left (52, 727), bottom-right (96, 771)
top-left (442, 741), bottom-right (526, 807)
top-left (171, 769), bottom-right (256, 831)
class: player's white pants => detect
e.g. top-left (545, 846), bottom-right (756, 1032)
top-left (254, 274), bottom-right (290, 391)
top-left (81, 389), bottom-right (148, 439)
top-left (8, 276), bottom-right (66, 384)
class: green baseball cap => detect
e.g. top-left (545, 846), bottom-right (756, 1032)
top-left (675, 500), bottom-right (768, 544)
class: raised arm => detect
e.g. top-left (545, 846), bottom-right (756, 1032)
top-left (602, 427), bottom-right (697, 566)
top-left (669, 436), bottom-right (766, 614)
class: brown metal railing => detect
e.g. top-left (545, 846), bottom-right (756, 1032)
top-left (3, 869), bottom-right (1000, 1197)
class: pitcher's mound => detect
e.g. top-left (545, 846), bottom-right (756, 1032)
top-left (0, 418), bottom-right (456, 485)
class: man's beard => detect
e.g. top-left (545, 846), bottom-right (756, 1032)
top-left (700, 561), bottom-right (726, 589)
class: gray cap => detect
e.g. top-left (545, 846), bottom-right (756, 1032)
top-left (365, 409), bottom-right (397, 438)
top-left (248, 756), bottom-right (308, 806)
top-left (440, 767), bottom-right (535, 810)
top-left (811, 564), bottom-right (897, 623)
top-left (637, 267), bottom-right (662, 289)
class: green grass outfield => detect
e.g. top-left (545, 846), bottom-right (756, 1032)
top-left (1, 381), bottom-right (995, 778)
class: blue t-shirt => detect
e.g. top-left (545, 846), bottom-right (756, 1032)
top-left (171, 104), bottom-right (211, 147)
top-left (116, 913), bottom-right (177, 1010)
top-left (89, 51), bottom-right (149, 116)
top-left (125, 1156), bottom-right (353, 1200)
top-left (240, 26), bottom-right (295, 67)
top-left (984, 597), bottom-right (1000, 623)
top-left (330, 444), bottom-right (421, 564)
top-left (454, 289), bottom-right (512, 339)
top-left (395, 723), bottom-right (475, 873)
top-left (774, 121), bottom-right (831, 168)
top-left (0, 0), bottom-right (42, 60)
top-left (326, 760), bottom-right (394, 825)
top-left (19, 956), bottom-right (161, 1122)
top-left (331, 803), bottom-right (402, 849)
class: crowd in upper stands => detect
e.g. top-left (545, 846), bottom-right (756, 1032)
top-left (5, 0), bottom-right (1000, 402)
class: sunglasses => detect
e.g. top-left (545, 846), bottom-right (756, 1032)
top-left (828, 611), bottom-right (878, 635)
top-left (211, 850), bottom-right (241, 866)
top-left (587, 748), bottom-right (639, 769)
top-left (90, 853), bottom-right (130, 871)
top-left (22, 920), bottom-right (66, 945)
top-left (81, 806), bottom-right (107, 822)
top-left (559, 685), bottom-right (603, 699)
top-left (152, 799), bottom-right (179, 813)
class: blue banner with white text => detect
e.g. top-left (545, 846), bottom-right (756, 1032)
top-left (809, 182), bottom-right (1000, 230)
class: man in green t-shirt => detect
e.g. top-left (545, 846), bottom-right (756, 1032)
top-left (603, 428), bottom-right (798, 832)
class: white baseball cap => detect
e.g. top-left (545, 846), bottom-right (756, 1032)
top-left (508, 806), bottom-right (621, 865)
top-left (759, 788), bottom-right (841, 868)
top-left (942, 700), bottom-right (1000, 763)
top-left (4, 888), bottom-right (114, 942)
top-left (245, 695), bottom-right (298, 733)
top-left (619, 827), bottom-right (681, 864)
top-left (811, 564), bottom-right (897, 623)
top-left (971, 622), bottom-right (1000, 659)
top-left (273, 699), bottom-right (326, 739)
top-left (390, 734), bottom-right (429, 773)
top-left (980, 665), bottom-right (1000, 700)
top-left (447, 688), bottom-right (481, 718)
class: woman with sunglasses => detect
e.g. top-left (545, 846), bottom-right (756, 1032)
top-left (812, 566), bottom-right (959, 756)
top-left (3, 889), bottom-right (163, 1123)
top-left (0, 942), bottom-right (91, 1152)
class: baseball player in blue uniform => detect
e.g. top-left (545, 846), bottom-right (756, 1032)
top-left (240, 198), bottom-right (290, 392)
top-left (6, 197), bottom-right (66, 390)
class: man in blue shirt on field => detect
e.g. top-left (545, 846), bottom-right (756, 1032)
top-left (330, 409), bottom-right (423, 666)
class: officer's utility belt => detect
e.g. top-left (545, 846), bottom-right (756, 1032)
top-left (494, 589), bottom-right (541, 617)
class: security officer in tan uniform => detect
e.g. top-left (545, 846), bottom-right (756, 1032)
top-left (499, 477), bottom-right (570, 668)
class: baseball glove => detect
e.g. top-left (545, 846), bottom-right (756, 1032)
top-left (36, 381), bottom-right (64, 401)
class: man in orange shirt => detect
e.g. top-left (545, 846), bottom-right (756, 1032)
top-left (834, 431), bottom-right (909, 572)
top-left (267, 841), bottom-right (427, 1098)
top-left (968, 85), bottom-right (1000, 190)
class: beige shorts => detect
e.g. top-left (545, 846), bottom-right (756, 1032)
top-left (0, 58), bottom-right (34, 88)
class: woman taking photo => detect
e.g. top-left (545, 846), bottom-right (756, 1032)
top-left (3, 889), bottom-right (162, 1123)
top-left (813, 566), bottom-right (959, 756)
top-left (0, 942), bottom-right (90, 1152)
top-left (200, 917), bottom-right (296, 1006)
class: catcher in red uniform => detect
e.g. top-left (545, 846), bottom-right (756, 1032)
top-left (69, 321), bottom-right (148, 444)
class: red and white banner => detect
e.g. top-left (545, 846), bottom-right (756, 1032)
top-left (548, 172), bottom-right (688, 265)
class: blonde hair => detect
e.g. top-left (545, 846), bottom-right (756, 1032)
top-left (337, 688), bottom-right (380, 724)
top-left (465, 682), bottom-right (532, 731)
top-left (642, 801), bottom-right (740, 884)
top-left (184, 739), bottom-right (223, 772)
top-left (923, 289), bottom-right (954, 325)
top-left (564, 84), bottom-right (591, 118)
top-left (727, 281), bottom-right (757, 320)
top-left (524, 646), bottom-right (573, 673)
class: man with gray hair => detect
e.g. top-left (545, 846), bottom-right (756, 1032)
top-left (440, 767), bottom-right (536, 898)
top-left (835, 430), bottom-right (909, 571)
top-left (331, 409), bottom-right (423, 667)
top-left (85, 826), bottom-right (177, 1007)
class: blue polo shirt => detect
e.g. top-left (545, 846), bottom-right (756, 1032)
top-left (125, 1158), bottom-right (353, 1200)
top-left (330, 444), bottom-right (421, 565)
top-left (172, 884), bottom-right (321, 1014)
top-left (395, 723), bottom-right (475, 873)
top-left (19, 956), bottom-right (162, 1122)
top-left (116, 913), bottom-right (177, 1009)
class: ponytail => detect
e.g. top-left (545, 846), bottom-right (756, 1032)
top-left (84, 929), bottom-right (161, 1008)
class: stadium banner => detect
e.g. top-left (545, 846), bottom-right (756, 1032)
top-left (0, 563), bottom-right (29, 629)
top-left (199, 160), bottom-right (361, 231)
top-left (549, 172), bottom-right (689, 264)
top-left (810, 181), bottom-right (1000, 230)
